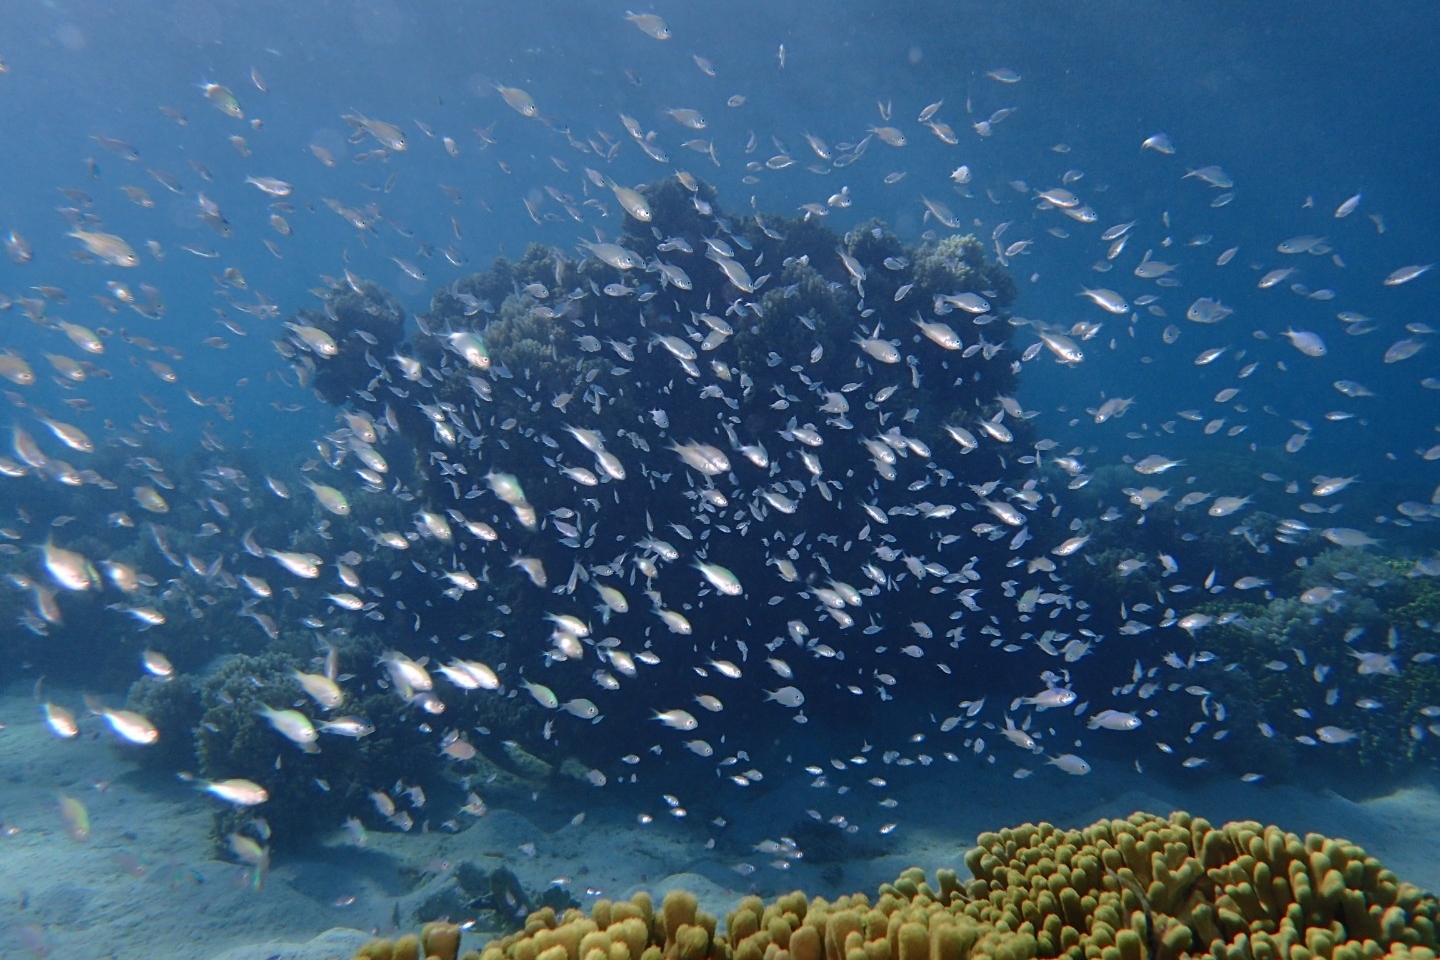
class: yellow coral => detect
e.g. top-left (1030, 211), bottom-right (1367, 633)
top-left (357, 812), bottom-right (1439, 960)
top-left (960, 811), bottom-right (1437, 960)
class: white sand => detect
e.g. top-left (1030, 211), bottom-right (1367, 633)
top-left (0, 683), bottom-right (1432, 960)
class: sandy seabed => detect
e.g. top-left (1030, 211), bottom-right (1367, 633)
top-left (0, 682), bottom-right (1434, 960)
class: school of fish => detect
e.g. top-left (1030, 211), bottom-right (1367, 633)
top-left (1, 8), bottom-right (1438, 892)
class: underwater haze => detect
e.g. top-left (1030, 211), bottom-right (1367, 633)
top-left (1, 2), bottom-right (1439, 958)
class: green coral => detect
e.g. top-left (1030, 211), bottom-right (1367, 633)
top-left (1050, 456), bottom-right (1440, 780)
top-left (304, 279), bottom-right (408, 406)
top-left (1389, 572), bottom-right (1440, 628)
top-left (122, 673), bottom-right (203, 770)
top-left (1189, 546), bottom-right (1440, 777)
top-left (909, 231), bottom-right (1014, 305)
top-left (189, 650), bottom-right (433, 847)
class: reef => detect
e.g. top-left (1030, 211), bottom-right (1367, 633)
top-left (280, 171), bottom-right (1030, 792)
top-left (298, 278), bottom-right (409, 407)
top-left (357, 811), bottom-right (1438, 960)
top-left (19, 171), bottom-right (1029, 856)
top-left (1054, 447), bottom-right (1440, 782)
top-left (355, 921), bottom-right (467, 960)
top-left (1181, 550), bottom-right (1440, 779)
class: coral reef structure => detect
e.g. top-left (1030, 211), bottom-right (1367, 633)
top-left (356, 811), bottom-right (1439, 960)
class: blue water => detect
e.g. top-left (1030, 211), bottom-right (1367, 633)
top-left (1, 2), bottom-right (1439, 955)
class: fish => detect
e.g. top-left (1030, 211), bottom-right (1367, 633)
top-left (1088, 710), bottom-right (1142, 732)
top-left (256, 705), bottom-right (319, 752)
top-left (1383, 263), bottom-right (1433, 286)
top-left (921, 197), bottom-right (960, 229)
top-left (1046, 754), bottom-right (1091, 775)
top-left (42, 701), bottom-right (78, 738)
top-left (624, 11), bottom-right (671, 39)
top-left (495, 83), bottom-right (538, 117)
top-left (244, 176), bottom-right (293, 197)
top-left (286, 323), bottom-right (338, 356)
top-left (4, 230), bottom-right (34, 263)
top-left (85, 696), bottom-right (158, 745)
top-left (764, 686), bottom-right (806, 708)
top-left (43, 539), bottom-right (99, 591)
top-left (69, 229), bottom-right (139, 267)
top-left (200, 81), bottom-right (242, 118)
top-left (653, 709), bottom-right (699, 730)
top-left (1184, 165), bottom-right (1233, 188)
top-left (1142, 133), bottom-right (1175, 153)
top-left (524, 680), bottom-right (559, 709)
top-left (0, 351), bottom-right (36, 385)
top-left (228, 833), bottom-right (270, 890)
top-left (562, 698), bottom-right (600, 719)
top-left (5, 20), bottom-right (1439, 910)
top-left (344, 112), bottom-right (407, 150)
top-left (265, 549), bottom-right (322, 578)
top-left (609, 181), bottom-right (652, 222)
top-left (304, 480), bottom-right (350, 516)
top-left (142, 650), bottom-right (174, 678)
top-left (664, 108), bottom-right (706, 130)
top-left (59, 793), bottom-right (90, 841)
top-left (318, 717), bottom-right (375, 738)
top-left (694, 560), bottom-right (742, 596)
top-left (1019, 688), bottom-right (1076, 710)
top-left (583, 242), bottom-right (641, 270)
top-left (1038, 330), bottom-right (1083, 364)
top-left (293, 671), bottom-right (344, 709)
top-left (1281, 329), bottom-right (1326, 357)
top-left (189, 776), bottom-right (270, 806)
top-left (1186, 297), bottom-right (1233, 323)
